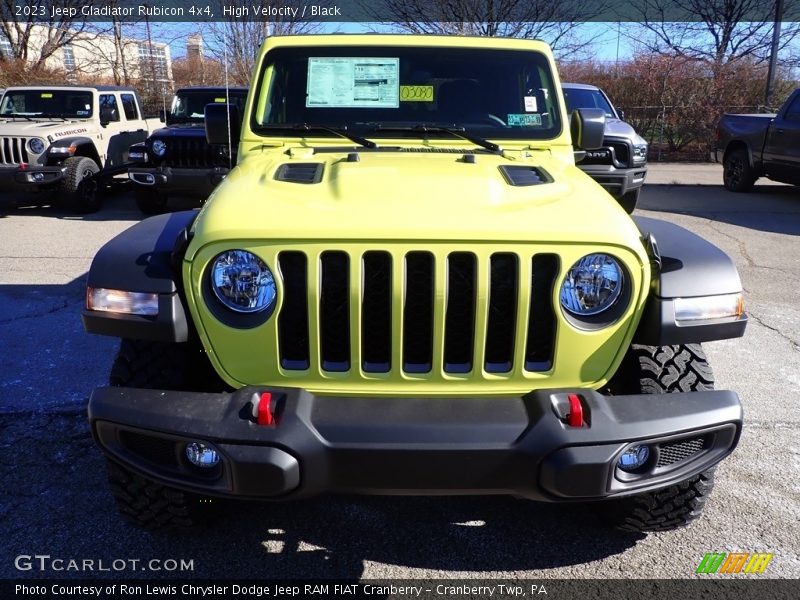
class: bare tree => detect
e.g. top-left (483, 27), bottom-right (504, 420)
top-left (202, 1), bottom-right (321, 85)
top-left (375, 0), bottom-right (608, 57)
top-left (628, 0), bottom-right (800, 66)
top-left (0, 0), bottom-right (88, 69)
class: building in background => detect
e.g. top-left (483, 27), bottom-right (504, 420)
top-left (0, 23), bottom-right (173, 88)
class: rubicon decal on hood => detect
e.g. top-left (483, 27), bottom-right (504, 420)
top-left (53, 128), bottom-right (89, 138)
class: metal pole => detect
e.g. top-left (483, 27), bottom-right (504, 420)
top-left (764, 0), bottom-right (784, 110)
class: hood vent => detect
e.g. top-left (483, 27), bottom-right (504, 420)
top-left (275, 163), bottom-right (324, 184)
top-left (499, 165), bottom-right (550, 186)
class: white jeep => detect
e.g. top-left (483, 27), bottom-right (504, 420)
top-left (0, 85), bottom-right (160, 212)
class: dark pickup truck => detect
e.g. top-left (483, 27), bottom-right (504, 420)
top-left (713, 88), bottom-right (800, 192)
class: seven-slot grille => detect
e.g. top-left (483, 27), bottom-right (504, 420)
top-left (157, 137), bottom-right (220, 168)
top-left (0, 137), bottom-right (30, 165)
top-left (276, 250), bottom-right (559, 377)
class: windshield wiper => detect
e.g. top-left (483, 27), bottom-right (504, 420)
top-left (3, 113), bottom-right (34, 121)
top-left (35, 113), bottom-right (68, 121)
top-left (255, 123), bottom-right (377, 149)
top-left (372, 124), bottom-right (502, 153)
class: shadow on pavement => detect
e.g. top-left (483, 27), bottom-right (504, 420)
top-left (637, 184), bottom-right (800, 236)
top-left (0, 412), bottom-right (643, 581)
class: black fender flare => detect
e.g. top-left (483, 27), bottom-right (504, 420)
top-left (82, 211), bottom-right (197, 342)
top-left (46, 136), bottom-right (101, 166)
top-left (632, 216), bottom-right (747, 345)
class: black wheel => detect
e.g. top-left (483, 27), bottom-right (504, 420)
top-left (61, 156), bottom-right (102, 213)
top-left (106, 339), bottom-right (227, 530)
top-left (723, 148), bottom-right (756, 192)
top-left (603, 344), bottom-right (718, 532)
top-left (618, 189), bottom-right (639, 214)
top-left (134, 186), bottom-right (169, 215)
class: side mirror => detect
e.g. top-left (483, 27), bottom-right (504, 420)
top-left (159, 109), bottom-right (166, 123)
top-left (99, 106), bottom-right (113, 127)
top-left (570, 108), bottom-right (605, 150)
top-left (205, 103), bottom-right (241, 145)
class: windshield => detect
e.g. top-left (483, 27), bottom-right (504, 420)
top-left (171, 90), bottom-right (247, 122)
top-left (562, 87), bottom-right (617, 119)
top-left (0, 90), bottom-right (93, 118)
top-left (254, 46), bottom-right (562, 140)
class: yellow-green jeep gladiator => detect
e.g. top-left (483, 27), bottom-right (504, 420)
top-left (82, 35), bottom-right (747, 533)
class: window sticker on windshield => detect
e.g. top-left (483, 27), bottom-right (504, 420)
top-left (214, 97), bottom-right (226, 103)
top-left (524, 96), bottom-right (537, 112)
top-left (508, 114), bottom-right (543, 127)
top-left (400, 85), bottom-right (433, 102)
top-left (307, 57), bottom-right (399, 108)
top-left (40, 93), bottom-right (53, 99)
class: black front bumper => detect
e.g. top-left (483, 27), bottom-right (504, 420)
top-left (578, 164), bottom-right (647, 198)
top-left (89, 386), bottom-right (742, 502)
top-left (128, 166), bottom-right (228, 196)
top-left (0, 165), bottom-right (65, 191)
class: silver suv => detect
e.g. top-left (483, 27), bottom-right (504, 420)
top-left (563, 83), bottom-right (648, 213)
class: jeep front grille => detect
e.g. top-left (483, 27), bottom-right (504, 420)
top-left (159, 137), bottom-right (220, 168)
top-left (0, 137), bottom-right (30, 165)
top-left (275, 249), bottom-right (559, 377)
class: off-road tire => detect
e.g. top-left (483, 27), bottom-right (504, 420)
top-left (62, 156), bottom-right (102, 213)
top-left (608, 469), bottom-right (716, 533)
top-left (618, 189), bottom-right (639, 214)
top-left (106, 339), bottom-right (227, 530)
top-left (134, 186), bottom-right (169, 215)
top-left (723, 147), bottom-right (756, 192)
top-left (603, 344), bottom-right (717, 532)
top-left (110, 338), bottom-right (227, 392)
top-left (106, 459), bottom-right (219, 532)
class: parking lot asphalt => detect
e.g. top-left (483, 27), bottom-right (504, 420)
top-left (0, 172), bottom-right (798, 581)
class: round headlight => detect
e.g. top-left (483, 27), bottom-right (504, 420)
top-left (28, 138), bottom-right (46, 154)
top-left (560, 253), bottom-right (624, 316)
top-left (211, 250), bottom-right (276, 314)
top-left (151, 139), bottom-right (167, 157)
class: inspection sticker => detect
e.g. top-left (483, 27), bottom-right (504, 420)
top-left (507, 113), bottom-right (542, 126)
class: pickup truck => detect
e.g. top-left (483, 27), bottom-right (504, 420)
top-left (563, 83), bottom-right (648, 213)
top-left (128, 86), bottom-right (248, 214)
top-left (713, 88), bottom-right (800, 191)
top-left (83, 34), bottom-right (746, 534)
top-left (0, 85), bottom-right (160, 212)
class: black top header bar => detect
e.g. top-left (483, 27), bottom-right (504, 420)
top-left (3, 0), bottom-right (799, 23)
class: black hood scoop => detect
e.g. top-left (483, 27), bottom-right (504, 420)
top-left (275, 163), bottom-right (324, 184)
top-left (499, 165), bottom-right (551, 186)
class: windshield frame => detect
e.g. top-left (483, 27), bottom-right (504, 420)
top-left (250, 45), bottom-right (564, 142)
top-left (0, 89), bottom-right (94, 119)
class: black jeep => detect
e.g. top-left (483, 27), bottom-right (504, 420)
top-left (127, 87), bottom-right (247, 214)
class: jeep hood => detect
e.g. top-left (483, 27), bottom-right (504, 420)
top-left (0, 119), bottom-right (92, 139)
top-left (187, 149), bottom-right (645, 256)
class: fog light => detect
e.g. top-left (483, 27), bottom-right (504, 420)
top-left (32, 172), bottom-right (45, 182)
top-left (185, 442), bottom-right (220, 468)
top-left (617, 445), bottom-right (650, 472)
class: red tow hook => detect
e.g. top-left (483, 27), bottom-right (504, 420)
top-left (255, 391), bottom-right (274, 426)
top-left (567, 394), bottom-right (585, 427)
